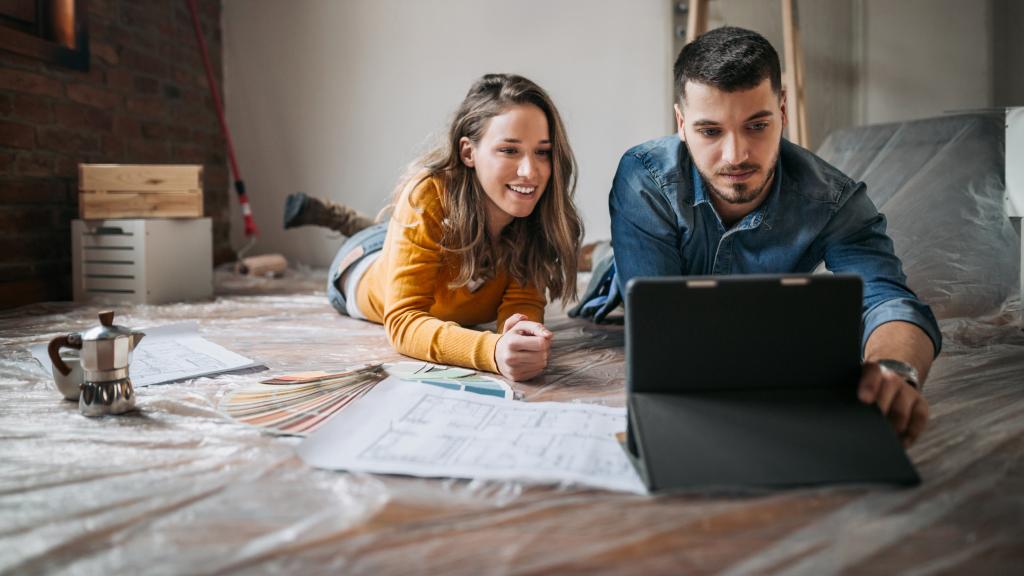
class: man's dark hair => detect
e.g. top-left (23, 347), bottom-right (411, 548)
top-left (673, 26), bottom-right (782, 103)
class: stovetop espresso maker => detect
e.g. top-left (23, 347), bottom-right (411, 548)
top-left (48, 311), bottom-right (145, 416)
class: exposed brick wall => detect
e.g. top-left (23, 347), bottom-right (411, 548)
top-left (0, 0), bottom-right (233, 309)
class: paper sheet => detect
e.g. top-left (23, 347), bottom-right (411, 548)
top-left (297, 377), bottom-right (646, 494)
top-left (31, 322), bottom-right (261, 387)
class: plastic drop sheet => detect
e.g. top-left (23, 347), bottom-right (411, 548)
top-left (3, 113), bottom-right (1024, 574)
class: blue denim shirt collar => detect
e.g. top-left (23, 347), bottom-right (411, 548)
top-left (691, 157), bottom-right (782, 232)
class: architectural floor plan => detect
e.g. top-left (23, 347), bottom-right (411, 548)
top-left (298, 378), bottom-right (645, 493)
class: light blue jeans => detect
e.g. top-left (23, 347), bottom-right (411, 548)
top-left (327, 223), bottom-right (387, 316)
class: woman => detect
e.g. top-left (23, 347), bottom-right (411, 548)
top-left (289, 74), bottom-right (583, 381)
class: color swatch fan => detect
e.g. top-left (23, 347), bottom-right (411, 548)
top-left (219, 364), bottom-right (386, 436)
top-left (219, 362), bottom-right (513, 436)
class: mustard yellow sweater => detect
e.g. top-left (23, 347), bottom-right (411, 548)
top-left (355, 177), bottom-right (546, 373)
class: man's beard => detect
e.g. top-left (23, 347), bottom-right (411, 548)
top-left (692, 147), bottom-right (780, 207)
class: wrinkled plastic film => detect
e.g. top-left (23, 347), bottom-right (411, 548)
top-left (3, 113), bottom-right (1024, 573)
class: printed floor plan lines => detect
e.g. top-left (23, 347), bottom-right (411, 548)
top-left (299, 378), bottom-right (647, 493)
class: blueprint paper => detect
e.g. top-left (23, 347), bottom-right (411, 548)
top-left (297, 377), bottom-right (646, 494)
top-left (31, 322), bottom-right (261, 387)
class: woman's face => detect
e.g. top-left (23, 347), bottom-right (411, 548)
top-left (460, 103), bottom-right (552, 237)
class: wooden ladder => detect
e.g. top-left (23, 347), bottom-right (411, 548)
top-left (684, 0), bottom-right (808, 147)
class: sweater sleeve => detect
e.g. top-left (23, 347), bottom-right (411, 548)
top-left (496, 280), bottom-right (546, 332)
top-left (381, 180), bottom-right (502, 373)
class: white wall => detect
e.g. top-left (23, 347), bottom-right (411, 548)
top-left (223, 0), bottom-right (673, 265)
top-left (858, 0), bottom-right (993, 125)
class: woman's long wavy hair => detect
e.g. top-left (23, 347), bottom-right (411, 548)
top-left (394, 73), bottom-right (583, 304)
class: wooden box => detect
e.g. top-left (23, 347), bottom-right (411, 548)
top-left (79, 164), bottom-right (204, 219)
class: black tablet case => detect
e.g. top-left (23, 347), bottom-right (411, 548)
top-left (624, 275), bottom-right (920, 491)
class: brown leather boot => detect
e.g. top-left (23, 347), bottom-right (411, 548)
top-left (282, 192), bottom-right (375, 236)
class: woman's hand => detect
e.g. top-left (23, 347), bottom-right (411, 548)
top-left (495, 313), bottom-right (553, 381)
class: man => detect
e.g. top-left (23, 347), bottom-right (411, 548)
top-left (608, 26), bottom-right (941, 446)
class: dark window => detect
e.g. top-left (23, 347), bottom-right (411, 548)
top-left (0, 0), bottom-right (89, 70)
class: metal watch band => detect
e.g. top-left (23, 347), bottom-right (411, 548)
top-left (878, 358), bottom-right (920, 389)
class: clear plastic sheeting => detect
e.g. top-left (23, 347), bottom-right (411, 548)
top-left (818, 111), bottom-right (1020, 320)
top-left (3, 112), bottom-right (1024, 573)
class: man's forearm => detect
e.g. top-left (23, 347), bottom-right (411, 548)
top-left (864, 320), bottom-right (935, 386)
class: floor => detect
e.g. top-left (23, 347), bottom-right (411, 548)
top-left (1, 267), bottom-right (1023, 574)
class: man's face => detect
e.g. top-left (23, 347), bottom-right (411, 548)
top-left (675, 78), bottom-right (786, 215)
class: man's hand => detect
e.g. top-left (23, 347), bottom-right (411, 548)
top-left (495, 313), bottom-right (553, 382)
top-left (858, 361), bottom-right (929, 447)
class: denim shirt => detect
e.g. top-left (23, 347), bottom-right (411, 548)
top-left (609, 135), bottom-right (941, 355)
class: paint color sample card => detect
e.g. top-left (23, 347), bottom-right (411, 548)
top-left (220, 362), bottom-right (513, 436)
top-left (385, 361), bottom-right (514, 399)
top-left (220, 364), bottom-right (386, 436)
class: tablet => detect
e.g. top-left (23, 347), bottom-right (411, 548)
top-left (624, 274), bottom-right (920, 491)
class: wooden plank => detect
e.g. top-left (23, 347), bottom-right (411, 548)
top-left (781, 0), bottom-right (806, 147)
top-left (686, 0), bottom-right (709, 45)
top-left (79, 189), bottom-right (204, 219)
top-left (79, 164), bottom-right (203, 193)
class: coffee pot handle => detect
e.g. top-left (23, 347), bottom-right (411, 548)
top-left (48, 334), bottom-right (83, 376)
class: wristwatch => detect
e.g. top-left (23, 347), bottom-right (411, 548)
top-left (878, 359), bottom-right (920, 389)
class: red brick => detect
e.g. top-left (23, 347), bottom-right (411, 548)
top-left (15, 152), bottom-right (52, 176)
top-left (92, 40), bottom-right (121, 65)
top-left (0, 69), bottom-right (63, 98)
top-left (161, 41), bottom-right (198, 69)
top-left (122, 138), bottom-right (169, 162)
top-left (53, 102), bottom-right (113, 132)
top-left (10, 94), bottom-right (53, 124)
top-left (38, 128), bottom-right (99, 154)
top-left (88, 0), bottom-right (119, 20)
top-left (0, 178), bottom-right (66, 203)
top-left (112, 115), bottom-right (140, 138)
top-left (100, 134), bottom-right (123, 157)
top-left (51, 64), bottom-right (105, 88)
top-left (0, 149), bottom-right (14, 173)
top-left (125, 96), bottom-right (165, 118)
top-left (162, 83), bottom-right (183, 100)
top-left (171, 66), bottom-right (195, 88)
top-left (193, 128), bottom-right (224, 149)
top-left (0, 278), bottom-right (71, 308)
top-left (204, 163), bottom-right (228, 190)
top-left (0, 206), bottom-right (53, 230)
top-left (0, 234), bottom-right (65, 263)
top-left (0, 94), bottom-right (12, 116)
top-left (0, 121), bottom-right (35, 149)
top-left (120, 3), bottom-right (164, 28)
top-left (121, 47), bottom-right (167, 77)
top-left (134, 75), bottom-right (159, 95)
top-left (170, 143), bottom-right (206, 163)
top-left (66, 83), bottom-right (123, 109)
top-left (105, 68), bottom-right (134, 94)
top-left (54, 154), bottom-right (78, 178)
top-left (142, 121), bottom-right (192, 141)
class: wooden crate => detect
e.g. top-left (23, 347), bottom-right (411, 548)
top-left (79, 164), bottom-right (204, 219)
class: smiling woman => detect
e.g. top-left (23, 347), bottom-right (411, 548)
top-left (287, 74), bottom-right (584, 382)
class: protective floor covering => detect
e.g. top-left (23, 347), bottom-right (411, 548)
top-left (2, 113), bottom-right (1023, 574)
